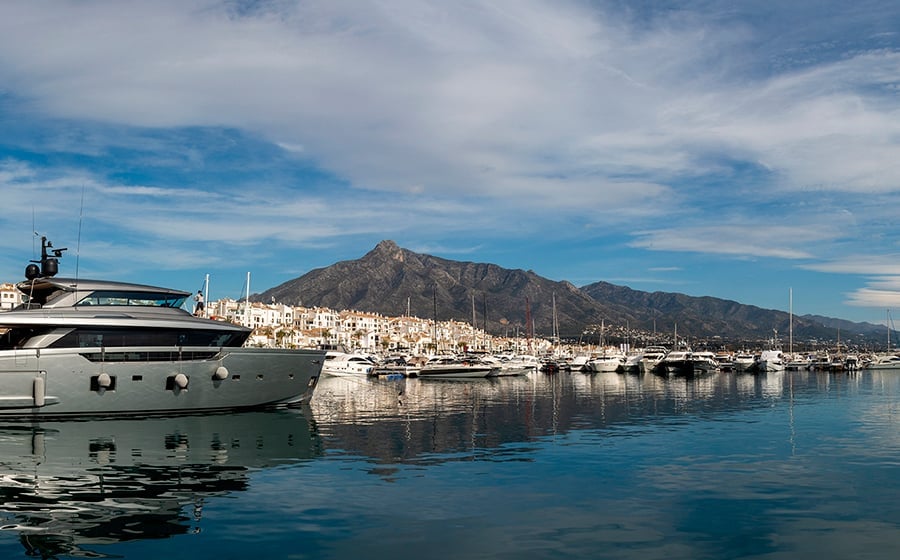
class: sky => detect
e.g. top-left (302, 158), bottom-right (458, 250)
top-left (1, 0), bottom-right (900, 325)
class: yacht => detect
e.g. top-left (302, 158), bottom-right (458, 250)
top-left (621, 351), bottom-right (644, 374)
top-left (639, 346), bottom-right (668, 374)
top-left (662, 351), bottom-right (718, 376)
top-left (732, 352), bottom-right (759, 373)
top-left (320, 351), bottom-right (377, 377)
top-left (757, 350), bottom-right (785, 372)
top-left (368, 355), bottom-right (423, 377)
top-left (691, 351), bottom-right (720, 374)
top-left (0, 237), bottom-right (323, 417)
top-left (565, 353), bottom-right (591, 372)
top-left (864, 354), bottom-right (900, 370)
top-left (785, 353), bottom-right (812, 370)
top-left (491, 354), bottom-right (540, 376)
top-left (586, 349), bottom-right (625, 373)
top-left (418, 356), bottom-right (500, 379)
top-left (662, 351), bottom-right (694, 376)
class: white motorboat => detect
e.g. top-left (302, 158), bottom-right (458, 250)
top-left (757, 350), bottom-right (785, 372)
top-left (494, 354), bottom-right (540, 376)
top-left (321, 351), bottom-right (377, 377)
top-left (785, 354), bottom-right (811, 370)
top-left (732, 352), bottom-right (759, 373)
top-left (662, 351), bottom-right (718, 376)
top-left (864, 354), bottom-right (900, 370)
top-left (662, 351), bottom-right (692, 376)
top-left (0, 237), bottom-right (323, 417)
top-left (418, 356), bottom-right (499, 379)
top-left (714, 352), bottom-right (734, 371)
top-left (621, 351), bottom-right (643, 374)
top-left (586, 350), bottom-right (625, 373)
top-left (639, 346), bottom-right (668, 374)
top-left (565, 353), bottom-right (591, 372)
top-left (369, 355), bottom-right (423, 377)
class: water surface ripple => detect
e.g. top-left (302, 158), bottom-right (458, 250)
top-left (2, 370), bottom-right (900, 559)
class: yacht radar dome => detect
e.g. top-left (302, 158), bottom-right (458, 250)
top-left (26, 236), bottom-right (67, 279)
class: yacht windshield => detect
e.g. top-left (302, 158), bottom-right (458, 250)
top-left (75, 290), bottom-right (187, 308)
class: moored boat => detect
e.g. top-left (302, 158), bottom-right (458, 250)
top-left (586, 350), bottom-right (625, 373)
top-left (368, 355), bottom-right (423, 377)
top-left (320, 351), bottom-right (377, 377)
top-left (732, 352), bottom-right (759, 373)
top-left (757, 350), bottom-right (785, 372)
top-left (417, 356), bottom-right (499, 379)
top-left (662, 350), bottom-right (718, 376)
top-left (492, 354), bottom-right (540, 376)
top-left (639, 346), bottom-right (668, 374)
top-left (864, 354), bottom-right (900, 370)
top-left (0, 237), bottom-right (322, 417)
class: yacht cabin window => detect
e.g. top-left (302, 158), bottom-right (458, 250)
top-left (75, 291), bottom-right (187, 308)
top-left (0, 326), bottom-right (247, 349)
top-left (49, 327), bottom-right (248, 348)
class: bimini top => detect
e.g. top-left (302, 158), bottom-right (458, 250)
top-left (16, 276), bottom-right (190, 310)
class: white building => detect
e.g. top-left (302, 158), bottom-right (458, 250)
top-left (0, 283), bottom-right (23, 310)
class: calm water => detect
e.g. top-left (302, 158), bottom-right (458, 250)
top-left (3, 369), bottom-right (900, 559)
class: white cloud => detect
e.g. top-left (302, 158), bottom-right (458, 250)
top-left (1, 1), bottom-right (900, 321)
top-left (630, 224), bottom-right (830, 260)
top-left (846, 287), bottom-right (900, 309)
top-left (1, 1), bottom-right (898, 212)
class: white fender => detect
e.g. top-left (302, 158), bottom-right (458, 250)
top-left (174, 373), bottom-right (189, 389)
top-left (214, 366), bottom-right (229, 380)
top-left (97, 372), bottom-right (112, 388)
top-left (33, 377), bottom-right (45, 407)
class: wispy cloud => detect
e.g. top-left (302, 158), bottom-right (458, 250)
top-left (0, 1), bottom-right (899, 320)
top-left (630, 224), bottom-right (831, 260)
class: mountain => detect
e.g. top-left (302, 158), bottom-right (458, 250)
top-left (256, 240), bottom-right (608, 337)
top-left (579, 281), bottom-right (884, 345)
top-left (255, 240), bottom-right (889, 346)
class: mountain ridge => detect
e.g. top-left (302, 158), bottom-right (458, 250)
top-left (255, 240), bottom-right (889, 345)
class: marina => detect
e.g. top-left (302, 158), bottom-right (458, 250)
top-left (4, 367), bottom-right (900, 559)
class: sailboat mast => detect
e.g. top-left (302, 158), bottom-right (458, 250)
top-left (472, 293), bottom-right (477, 351)
top-left (525, 296), bottom-right (533, 353)
top-left (789, 287), bottom-right (793, 357)
top-left (432, 286), bottom-right (438, 354)
top-left (482, 293), bottom-right (487, 352)
top-left (552, 293), bottom-right (558, 343)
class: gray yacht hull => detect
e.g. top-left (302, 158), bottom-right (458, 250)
top-left (0, 346), bottom-right (323, 417)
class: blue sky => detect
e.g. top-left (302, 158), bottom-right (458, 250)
top-left (1, 0), bottom-right (899, 324)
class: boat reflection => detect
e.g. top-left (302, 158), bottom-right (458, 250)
top-left (309, 370), bottom-right (798, 470)
top-left (0, 410), bottom-right (321, 558)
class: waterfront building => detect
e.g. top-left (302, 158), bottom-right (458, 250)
top-left (0, 283), bottom-right (23, 310)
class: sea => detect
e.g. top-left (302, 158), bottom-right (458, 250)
top-left (3, 368), bottom-right (900, 559)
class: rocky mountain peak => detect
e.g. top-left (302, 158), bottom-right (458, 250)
top-left (366, 240), bottom-right (404, 263)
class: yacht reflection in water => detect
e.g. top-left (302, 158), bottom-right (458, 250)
top-left (0, 410), bottom-right (321, 558)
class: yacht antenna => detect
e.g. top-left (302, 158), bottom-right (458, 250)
top-left (244, 271), bottom-right (251, 327)
top-left (75, 185), bottom-right (85, 283)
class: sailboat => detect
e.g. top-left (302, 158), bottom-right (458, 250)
top-left (865, 309), bottom-right (900, 370)
top-left (585, 320), bottom-right (625, 373)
